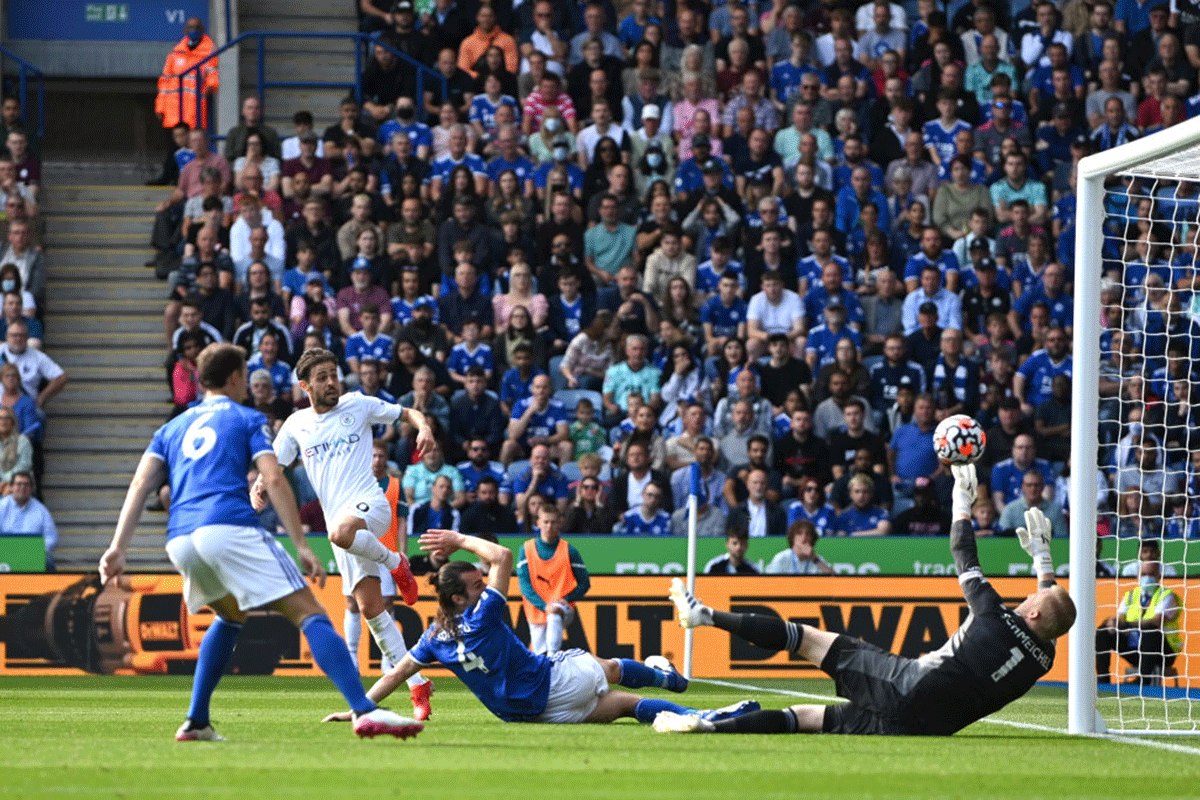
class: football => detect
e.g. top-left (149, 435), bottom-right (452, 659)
top-left (933, 414), bottom-right (986, 465)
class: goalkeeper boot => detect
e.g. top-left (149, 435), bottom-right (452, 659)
top-left (175, 719), bottom-right (226, 742)
top-left (700, 700), bottom-right (761, 722)
top-left (653, 711), bottom-right (714, 734)
top-left (644, 655), bottom-right (689, 693)
top-left (669, 578), bottom-right (712, 628)
top-left (352, 707), bottom-right (423, 739)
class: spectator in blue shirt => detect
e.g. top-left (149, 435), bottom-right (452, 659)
top-left (502, 442), bottom-right (571, 514)
top-left (990, 433), bottom-right (1056, 510)
top-left (615, 482), bottom-right (672, 535)
top-left (1014, 325), bottom-right (1072, 416)
top-left (501, 373), bottom-right (572, 465)
top-left (888, 393), bottom-right (940, 507)
top-left (499, 342), bottom-right (544, 416)
top-left (835, 165), bottom-right (891, 234)
top-left (832, 474), bottom-right (891, 536)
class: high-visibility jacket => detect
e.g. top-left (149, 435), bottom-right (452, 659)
top-left (521, 538), bottom-right (577, 625)
top-left (1121, 584), bottom-right (1183, 654)
top-left (379, 474), bottom-right (402, 553)
top-left (155, 35), bottom-right (220, 129)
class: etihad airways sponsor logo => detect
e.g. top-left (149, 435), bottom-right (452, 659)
top-left (303, 433), bottom-right (361, 460)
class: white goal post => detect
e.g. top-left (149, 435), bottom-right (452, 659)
top-left (1070, 116), bottom-right (1200, 735)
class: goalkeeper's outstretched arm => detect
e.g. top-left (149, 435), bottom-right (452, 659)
top-left (949, 464), bottom-right (983, 577)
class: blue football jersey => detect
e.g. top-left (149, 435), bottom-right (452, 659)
top-left (345, 332), bottom-right (395, 365)
top-left (700, 296), bottom-right (748, 339)
top-left (449, 342), bottom-right (496, 376)
top-left (409, 586), bottom-right (553, 722)
top-left (147, 397), bottom-right (273, 540)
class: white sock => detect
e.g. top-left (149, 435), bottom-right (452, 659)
top-left (546, 611), bottom-right (565, 655)
top-left (343, 530), bottom-right (401, 570)
top-left (364, 611), bottom-right (424, 686)
top-left (343, 610), bottom-right (361, 671)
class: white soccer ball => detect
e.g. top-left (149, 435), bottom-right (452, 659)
top-left (933, 414), bottom-right (986, 465)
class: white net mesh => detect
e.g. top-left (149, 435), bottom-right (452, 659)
top-left (1094, 163), bottom-right (1200, 732)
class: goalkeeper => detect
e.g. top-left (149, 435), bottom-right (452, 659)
top-left (656, 464), bottom-right (1077, 735)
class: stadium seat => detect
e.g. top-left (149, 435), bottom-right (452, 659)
top-left (506, 460), bottom-right (529, 486)
top-left (554, 389), bottom-right (603, 421)
top-left (549, 355), bottom-right (567, 392)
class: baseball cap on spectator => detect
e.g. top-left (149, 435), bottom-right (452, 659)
top-left (305, 272), bottom-right (325, 285)
top-left (969, 238), bottom-right (990, 252)
top-left (414, 297), bottom-right (436, 311)
top-left (642, 104), bottom-right (661, 121)
top-left (692, 133), bottom-right (711, 149)
top-left (1052, 103), bottom-right (1071, 118)
top-left (1148, 1), bottom-right (1169, 14)
top-left (392, 0), bottom-right (415, 12)
top-left (825, 296), bottom-right (845, 311)
top-left (551, 134), bottom-right (571, 148)
top-left (352, 256), bottom-right (370, 272)
top-left (701, 158), bottom-right (724, 174)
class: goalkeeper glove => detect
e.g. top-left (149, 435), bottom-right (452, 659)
top-left (950, 464), bottom-right (977, 520)
top-left (1016, 507), bottom-right (1055, 577)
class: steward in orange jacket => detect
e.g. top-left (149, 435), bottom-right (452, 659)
top-left (155, 18), bottom-right (220, 130)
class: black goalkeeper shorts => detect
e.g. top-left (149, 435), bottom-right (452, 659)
top-left (819, 634), bottom-right (930, 736)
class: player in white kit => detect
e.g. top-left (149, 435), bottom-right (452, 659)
top-left (253, 347), bottom-right (436, 720)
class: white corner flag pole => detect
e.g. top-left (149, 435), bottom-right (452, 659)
top-left (683, 463), bottom-right (700, 679)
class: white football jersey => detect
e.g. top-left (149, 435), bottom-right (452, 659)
top-left (274, 393), bottom-right (403, 523)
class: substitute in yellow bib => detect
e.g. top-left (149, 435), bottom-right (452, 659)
top-left (1096, 559), bottom-right (1182, 684)
top-left (519, 503), bottom-right (591, 656)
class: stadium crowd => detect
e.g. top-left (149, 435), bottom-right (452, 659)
top-left (0, 105), bottom-right (63, 567)
top-left (147, 0), bottom-right (1200, 566)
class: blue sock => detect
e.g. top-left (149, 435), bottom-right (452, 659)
top-left (186, 616), bottom-right (241, 727)
top-left (633, 698), bottom-right (695, 724)
top-left (300, 614), bottom-right (376, 715)
top-left (617, 659), bottom-right (662, 689)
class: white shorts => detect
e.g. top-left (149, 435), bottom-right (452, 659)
top-left (535, 649), bottom-right (609, 724)
top-left (330, 498), bottom-right (395, 597)
top-left (165, 525), bottom-right (308, 614)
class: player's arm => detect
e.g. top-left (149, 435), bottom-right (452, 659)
top-left (257, 451), bottom-right (326, 586)
top-left (398, 404), bottom-right (436, 458)
top-left (100, 452), bottom-right (167, 582)
top-left (949, 464), bottom-right (1005, 613)
top-left (323, 651), bottom-right (425, 719)
top-left (564, 543), bottom-right (590, 601)
top-left (420, 528), bottom-right (514, 593)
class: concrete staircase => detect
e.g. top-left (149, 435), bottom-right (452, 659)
top-left (40, 169), bottom-right (174, 570)
top-left (238, 1), bottom-right (358, 134)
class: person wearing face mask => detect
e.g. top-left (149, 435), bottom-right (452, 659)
top-left (629, 105), bottom-right (676, 198)
top-left (532, 136), bottom-right (586, 200)
top-left (528, 110), bottom-right (574, 165)
top-left (155, 18), bottom-right (219, 132)
top-left (376, 98), bottom-right (433, 162)
top-left (1096, 558), bottom-right (1182, 685)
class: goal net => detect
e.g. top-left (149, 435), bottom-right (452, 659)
top-left (1071, 119), bottom-right (1200, 735)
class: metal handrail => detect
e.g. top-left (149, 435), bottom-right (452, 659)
top-left (178, 30), bottom-right (448, 137)
top-left (0, 45), bottom-right (45, 140)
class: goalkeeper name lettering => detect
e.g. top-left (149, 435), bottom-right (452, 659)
top-left (1002, 613), bottom-right (1052, 670)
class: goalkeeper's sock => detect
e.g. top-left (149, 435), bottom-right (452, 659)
top-left (711, 611), bottom-right (803, 653)
top-left (616, 658), bottom-right (664, 689)
top-left (341, 530), bottom-right (401, 571)
top-left (634, 698), bottom-right (695, 724)
top-left (186, 616), bottom-right (242, 728)
top-left (300, 613), bottom-right (375, 715)
top-left (712, 708), bottom-right (798, 734)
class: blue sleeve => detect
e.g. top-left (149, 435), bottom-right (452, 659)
top-left (146, 424), bottom-right (168, 462)
top-left (245, 409), bottom-right (273, 459)
top-left (476, 585), bottom-right (511, 623)
top-left (481, 348), bottom-right (495, 370)
top-left (409, 629), bottom-right (437, 665)
top-left (551, 474), bottom-right (569, 499)
top-left (903, 257), bottom-right (920, 280)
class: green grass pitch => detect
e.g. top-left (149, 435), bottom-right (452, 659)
top-left (1, 676), bottom-right (1197, 800)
